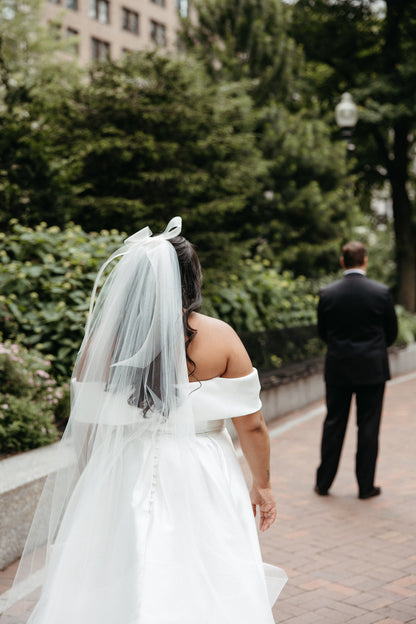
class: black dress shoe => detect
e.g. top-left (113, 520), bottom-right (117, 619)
top-left (314, 485), bottom-right (329, 496)
top-left (359, 486), bottom-right (381, 500)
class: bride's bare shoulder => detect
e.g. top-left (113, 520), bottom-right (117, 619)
top-left (188, 313), bottom-right (253, 378)
top-left (189, 312), bottom-right (238, 340)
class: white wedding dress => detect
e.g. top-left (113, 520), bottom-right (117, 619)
top-left (20, 369), bottom-right (286, 624)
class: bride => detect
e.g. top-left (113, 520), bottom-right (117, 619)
top-left (1, 217), bottom-right (286, 624)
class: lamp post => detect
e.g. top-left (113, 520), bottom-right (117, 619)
top-left (335, 92), bottom-right (358, 155)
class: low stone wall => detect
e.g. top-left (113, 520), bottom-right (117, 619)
top-left (389, 342), bottom-right (416, 377)
top-left (1, 343), bottom-right (415, 570)
top-left (0, 443), bottom-right (62, 570)
top-left (259, 358), bottom-right (324, 424)
top-left (259, 342), bottom-right (416, 424)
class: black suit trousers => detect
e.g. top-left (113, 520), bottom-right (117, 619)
top-left (316, 383), bottom-right (385, 495)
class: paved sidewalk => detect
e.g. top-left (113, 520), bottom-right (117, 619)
top-left (258, 372), bottom-right (416, 624)
top-left (1, 372), bottom-right (415, 622)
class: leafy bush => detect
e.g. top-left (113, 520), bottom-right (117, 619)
top-left (2, 221), bottom-right (415, 383)
top-left (0, 221), bottom-right (125, 377)
top-left (240, 325), bottom-right (325, 371)
top-left (1, 222), bottom-right (322, 377)
top-left (0, 341), bottom-right (68, 455)
top-left (202, 259), bottom-right (319, 333)
top-left (395, 306), bottom-right (416, 346)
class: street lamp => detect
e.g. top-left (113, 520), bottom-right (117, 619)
top-left (335, 92), bottom-right (358, 154)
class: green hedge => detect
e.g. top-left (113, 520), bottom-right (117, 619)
top-left (0, 221), bottom-right (125, 377)
top-left (2, 222), bottom-right (415, 383)
top-left (395, 306), bottom-right (416, 346)
top-left (1, 222), bottom-right (322, 377)
top-left (202, 260), bottom-right (319, 332)
top-left (0, 341), bottom-right (68, 455)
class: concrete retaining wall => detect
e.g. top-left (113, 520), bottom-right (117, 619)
top-left (259, 343), bottom-right (416, 424)
top-left (1, 343), bottom-right (415, 570)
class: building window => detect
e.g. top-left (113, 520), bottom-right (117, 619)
top-left (66, 0), bottom-right (78, 9)
top-left (122, 7), bottom-right (139, 35)
top-left (150, 0), bottom-right (165, 7)
top-left (66, 28), bottom-right (79, 55)
top-left (89, 0), bottom-right (110, 24)
top-left (91, 37), bottom-right (110, 60)
top-left (176, 32), bottom-right (185, 53)
top-left (48, 21), bottom-right (61, 40)
top-left (175, 0), bottom-right (188, 17)
top-left (2, 0), bottom-right (17, 19)
top-left (150, 20), bottom-right (166, 46)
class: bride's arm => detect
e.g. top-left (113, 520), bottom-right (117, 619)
top-left (232, 410), bottom-right (276, 532)
top-left (220, 325), bottom-right (277, 532)
top-left (188, 314), bottom-right (277, 531)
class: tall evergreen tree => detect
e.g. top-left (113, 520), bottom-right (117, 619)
top-left (183, 0), bottom-right (359, 276)
top-left (291, 0), bottom-right (416, 310)
top-left (56, 53), bottom-right (264, 268)
top-left (183, 0), bottom-right (301, 106)
top-left (0, 0), bottom-right (80, 229)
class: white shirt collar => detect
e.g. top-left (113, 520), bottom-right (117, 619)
top-left (343, 268), bottom-right (366, 276)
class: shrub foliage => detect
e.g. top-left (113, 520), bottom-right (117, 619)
top-left (1, 222), bottom-right (321, 378)
top-left (0, 221), bottom-right (124, 377)
top-left (202, 260), bottom-right (318, 333)
top-left (1, 222), bottom-right (414, 385)
top-left (0, 341), bottom-right (67, 455)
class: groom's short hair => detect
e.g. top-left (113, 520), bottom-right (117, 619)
top-left (342, 241), bottom-right (367, 268)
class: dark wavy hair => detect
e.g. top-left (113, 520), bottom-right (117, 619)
top-left (128, 235), bottom-right (202, 414)
top-left (169, 236), bottom-right (202, 376)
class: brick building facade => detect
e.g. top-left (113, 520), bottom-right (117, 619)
top-left (42, 0), bottom-right (189, 64)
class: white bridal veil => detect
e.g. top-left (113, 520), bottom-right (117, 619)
top-left (1, 217), bottom-right (196, 623)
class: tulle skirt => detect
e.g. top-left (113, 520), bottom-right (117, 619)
top-left (21, 426), bottom-right (286, 624)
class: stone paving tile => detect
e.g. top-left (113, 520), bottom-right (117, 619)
top-left (1, 372), bottom-right (416, 623)
top-left (263, 374), bottom-right (416, 624)
top-left (348, 613), bottom-right (387, 624)
top-left (361, 597), bottom-right (397, 611)
top-left (390, 598), bottom-right (416, 616)
top-left (373, 620), bottom-right (404, 624)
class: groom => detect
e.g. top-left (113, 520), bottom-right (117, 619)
top-left (315, 241), bottom-right (398, 499)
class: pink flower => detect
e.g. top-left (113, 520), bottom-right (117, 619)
top-left (36, 370), bottom-right (50, 379)
top-left (1, 404), bottom-right (9, 409)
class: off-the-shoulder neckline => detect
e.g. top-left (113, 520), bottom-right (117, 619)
top-left (72, 369), bottom-right (258, 387)
top-left (188, 368), bottom-right (257, 385)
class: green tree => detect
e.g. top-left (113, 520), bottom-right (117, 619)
top-left (183, 0), bottom-right (359, 276)
top-left (55, 52), bottom-right (265, 268)
top-left (291, 0), bottom-right (416, 310)
top-left (0, 0), bottom-right (80, 229)
top-left (183, 0), bottom-right (301, 106)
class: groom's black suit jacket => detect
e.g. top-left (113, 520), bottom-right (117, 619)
top-left (317, 273), bottom-right (398, 386)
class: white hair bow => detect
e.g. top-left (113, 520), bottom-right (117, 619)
top-left (85, 217), bottom-right (182, 340)
top-left (124, 216), bottom-right (182, 246)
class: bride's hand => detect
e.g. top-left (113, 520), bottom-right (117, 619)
top-left (250, 484), bottom-right (277, 532)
